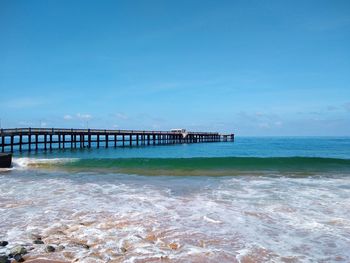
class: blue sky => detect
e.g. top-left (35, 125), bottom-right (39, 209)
top-left (0, 0), bottom-right (349, 135)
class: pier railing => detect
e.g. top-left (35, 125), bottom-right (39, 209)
top-left (0, 128), bottom-right (234, 153)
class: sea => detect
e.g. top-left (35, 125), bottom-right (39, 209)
top-left (1, 137), bottom-right (350, 263)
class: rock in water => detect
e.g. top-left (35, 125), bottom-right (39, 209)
top-left (0, 242), bottom-right (8, 247)
top-left (81, 244), bottom-right (89, 249)
top-left (45, 245), bottom-right (55, 252)
top-left (33, 240), bottom-right (44, 245)
top-left (13, 254), bottom-right (25, 262)
top-left (0, 153), bottom-right (12, 168)
top-left (29, 234), bottom-right (42, 241)
top-left (168, 242), bottom-right (179, 250)
top-left (71, 242), bottom-right (89, 249)
top-left (0, 255), bottom-right (10, 263)
top-left (145, 234), bottom-right (157, 243)
top-left (57, 245), bottom-right (65, 251)
top-left (10, 246), bottom-right (27, 256)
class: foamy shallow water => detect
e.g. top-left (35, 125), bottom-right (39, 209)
top-left (1, 167), bottom-right (350, 262)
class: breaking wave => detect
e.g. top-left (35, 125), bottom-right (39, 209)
top-left (12, 157), bottom-right (350, 176)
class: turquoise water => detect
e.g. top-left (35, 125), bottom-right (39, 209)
top-left (1, 137), bottom-right (350, 262)
top-left (16, 136), bottom-right (350, 175)
top-left (19, 136), bottom-right (350, 159)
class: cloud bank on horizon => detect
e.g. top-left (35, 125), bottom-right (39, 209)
top-left (0, 0), bottom-right (349, 136)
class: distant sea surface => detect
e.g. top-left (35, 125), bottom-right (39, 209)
top-left (1, 137), bottom-right (350, 262)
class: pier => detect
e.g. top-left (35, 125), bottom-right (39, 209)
top-left (0, 128), bottom-right (234, 153)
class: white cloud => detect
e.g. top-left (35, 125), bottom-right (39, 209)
top-left (63, 114), bottom-right (73, 120)
top-left (77, 113), bottom-right (92, 120)
top-left (115, 113), bottom-right (128, 120)
top-left (18, 121), bottom-right (33, 127)
top-left (274, 121), bottom-right (283, 127)
top-left (258, 123), bottom-right (270, 129)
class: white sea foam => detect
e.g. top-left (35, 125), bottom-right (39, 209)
top-left (1, 170), bottom-right (350, 262)
top-left (203, 216), bottom-right (222, 224)
top-left (0, 167), bottom-right (14, 173)
top-left (12, 157), bottom-right (77, 169)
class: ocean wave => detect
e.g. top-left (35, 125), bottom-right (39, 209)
top-left (13, 156), bottom-right (350, 176)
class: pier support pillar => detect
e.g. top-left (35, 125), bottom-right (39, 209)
top-left (81, 134), bottom-right (84, 148)
top-left (44, 134), bottom-right (47, 151)
top-left (26, 128), bottom-right (32, 152)
top-left (19, 134), bottom-right (23, 152)
top-left (88, 130), bottom-right (91, 148)
top-left (10, 135), bottom-right (14, 153)
top-left (35, 134), bottom-right (38, 151)
top-left (1, 136), bottom-right (4, 153)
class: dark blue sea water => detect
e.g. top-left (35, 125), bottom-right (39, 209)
top-left (1, 137), bottom-right (350, 262)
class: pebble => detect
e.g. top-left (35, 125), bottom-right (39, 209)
top-left (10, 246), bottom-right (27, 256)
top-left (71, 242), bottom-right (89, 249)
top-left (0, 242), bottom-right (8, 247)
top-left (145, 234), bottom-right (157, 243)
top-left (33, 240), bottom-right (44, 245)
top-left (13, 253), bottom-right (25, 262)
top-left (29, 234), bottom-right (42, 241)
top-left (168, 242), bottom-right (179, 250)
top-left (0, 255), bottom-right (10, 263)
top-left (45, 245), bottom-right (55, 253)
top-left (57, 245), bottom-right (65, 251)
